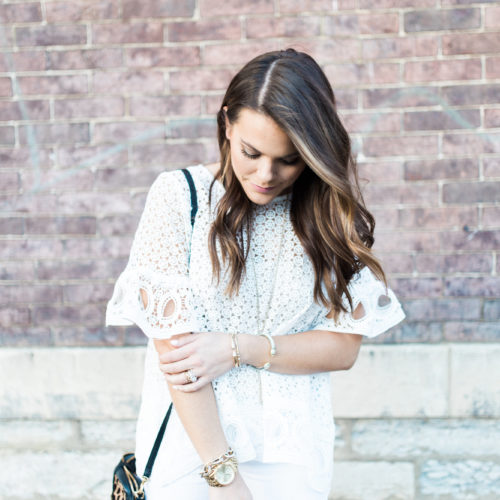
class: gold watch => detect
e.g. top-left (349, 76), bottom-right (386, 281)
top-left (200, 447), bottom-right (238, 487)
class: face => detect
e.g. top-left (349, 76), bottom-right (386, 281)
top-left (224, 107), bottom-right (306, 205)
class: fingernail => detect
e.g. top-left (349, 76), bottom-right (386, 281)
top-left (171, 339), bottom-right (179, 346)
top-left (173, 385), bottom-right (182, 391)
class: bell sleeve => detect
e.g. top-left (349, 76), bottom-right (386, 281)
top-left (311, 266), bottom-right (405, 338)
top-left (105, 171), bottom-right (199, 339)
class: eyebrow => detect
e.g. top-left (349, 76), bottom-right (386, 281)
top-left (241, 139), bottom-right (299, 160)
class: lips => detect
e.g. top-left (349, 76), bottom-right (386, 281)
top-left (251, 183), bottom-right (276, 193)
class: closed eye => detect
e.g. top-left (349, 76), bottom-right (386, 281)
top-left (241, 148), bottom-right (299, 165)
top-left (241, 148), bottom-right (260, 160)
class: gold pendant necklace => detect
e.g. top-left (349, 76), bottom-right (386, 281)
top-left (250, 196), bottom-right (289, 404)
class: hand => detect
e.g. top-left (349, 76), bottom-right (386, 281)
top-left (158, 332), bottom-right (235, 392)
top-left (208, 473), bottom-right (253, 500)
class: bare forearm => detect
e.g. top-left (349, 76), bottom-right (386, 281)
top-left (154, 338), bottom-right (228, 463)
top-left (238, 330), bottom-right (362, 375)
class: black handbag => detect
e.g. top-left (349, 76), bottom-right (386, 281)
top-left (111, 168), bottom-right (198, 499)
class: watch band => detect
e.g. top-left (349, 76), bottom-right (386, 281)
top-left (200, 447), bottom-right (238, 487)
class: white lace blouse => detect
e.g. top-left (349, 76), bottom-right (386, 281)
top-left (105, 164), bottom-right (405, 492)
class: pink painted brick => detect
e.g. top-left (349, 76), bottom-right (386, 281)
top-left (92, 121), bottom-right (165, 144)
top-left (297, 39), bottom-right (361, 62)
top-left (279, 0), bottom-right (332, 13)
top-left (34, 304), bottom-right (103, 327)
top-left (443, 84), bottom-right (500, 105)
top-left (404, 59), bottom-right (481, 82)
top-left (0, 77), bottom-right (12, 97)
top-left (483, 207), bottom-right (500, 228)
top-left (486, 57), bottom-right (500, 78)
top-left (93, 70), bottom-right (164, 94)
top-left (169, 18), bottom-right (242, 42)
top-left (0, 171), bottom-right (19, 192)
top-left (485, 6), bottom-right (500, 28)
top-left (3, 284), bottom-right (62, 304)
top-left (363, 35), bottom-right (439, 59)
top-left (247, 16), bottom-right (321, 39)
top-left (0, 127), bottom-right (15, 145)
top-left (168, 118), bottom-right (217, 139)
top-left (370, 208), bottom-right (399, 228)
top-left (440, 230), bottom-right (500, 252)
top-left (203, 41), bottom-right (280, 66)
top-left (363, 135), bottom-right (439, 157)
top-left (94, 167), bottom-right (162, 190)
top-left (15, 25), bottom-right (87, 47)
top-left (0, 217), bottom-right (24, 235)
top-left (484, 158), bottom-right (500, 178)
top-left (63, 283), bottom-right (115, 304)
top-left (0, 51), bottom-right (46, 72)
top-left (0, 239), bottom-right (64, 260)
top-left (359, 0), bottom-right (437, 7)
top-left (391, 277), bottom-right (443, 298)
top-left (130, 95), bottom-right (201, 117)
top-left (123, 0), bottom-right (195, 18)
top-left (45, 0), bottom-right (120, 22)
top-left (359, 13), bottom-right (399, 34)
top-left (443, 133), bottom-right (500, 155)
top-left (444, 322), bottom-right (500, 343)
top-left (404, 8), bottom-right (480, 32)
top-left (169, 68), bottom-right (234, 92)
top-left (0, 306), bottom-right (30, 328)
top-left (404, 298), bottom-right (481, 321)
top-left (97, 214), bottom-right (141, 236)
top-left (323, 14), bottom-right (358, 36)
top-left (131, 142), bottom-right (206, 167)
top-left (204, 94), bottom-right (225, 115)
top-left (399, 206), bottom-right (477, 228)
top-left (57, 144), bottom-right (128, 169)
top-left (0, 100), bottom-right (50, 121)
top-left (0, 2), bottom-right (42, 22)
top-left (416, 253), bottom-right (492, 274)
top-left (54, 97), bottom-right (124, 119)
top-left (37, 259), bottom-right (119, 280)
top-left (62, 237), bottom-right (133, 260)
top-left (92, 22), bottom-right (163, 44)
top-left (26, 216), bottom-right (96, 235)
top-left (340, 111), bottom-right (401, 133)
top-left (17, 75), bottom-right (88, 95)
top-left (22, 167), bottom-right (94, 192)
top-left (445, 277), bottom-right (500, 297)
top-left (364, 183), bottom-right (439, 206)
top-left (325, 62), bottom-right (400, 86)
top-left (404, 158), bottom-right (478, 181)
top-left (443, 33), bottom-right (500, 55)
top-left (47, 49), bottom-right (123, 70)
top-left (484, 109), bottom-right (500, 128)
top-left (0, 326), bottom-right (52, 347)
top-left (374, 230), bottom-right (440, 252)
top-left (0, 147), bottom-right (53, 169)
top-left (404, 109), bottom-right (480, 131)
top-left (126, 46), bottom-right (200, 68)
top-left (52, 326), bottom-right (124, 347)
top-left (357, 162), bottom-right (402, 183)
top-left (0, 261), bottom-right (35, 280)
top-left (20, 123), bottom-right (90, 145)
top-left (443, 181), bottom-right (500, 203)
top-left (201, 0), bottom-right (272, 15)
top-left (56, 191), bottom-right (133, 214)
top-left (378, 253), bottom-right (414, 274)
top-left (363, 86), bottom-right (440, 109)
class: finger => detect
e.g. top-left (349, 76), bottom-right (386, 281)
top-left (173, 377), bottom-right (209, 393)
top-left (170, 332), bottom-right (199, 347)
top-left (159, 356), bottom-right (198, 375)
top-left (158, 344), bottom-right (192, 363)
top-left (164, 371), bottom-right (198, 386)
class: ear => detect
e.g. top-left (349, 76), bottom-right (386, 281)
top-left (223, 106), bottom-right (232, 141)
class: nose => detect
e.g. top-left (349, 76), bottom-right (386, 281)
top-left (256, 159), bottom-right (275, 187)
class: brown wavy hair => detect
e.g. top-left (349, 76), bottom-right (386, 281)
top-left (208, 48), bottom-right (385, 319)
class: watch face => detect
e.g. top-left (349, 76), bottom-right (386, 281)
top-left (214, 463), bottom-right (235, 485)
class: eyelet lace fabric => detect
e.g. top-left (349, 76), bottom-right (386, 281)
top-left (105, 164), bottom-right (405, 491)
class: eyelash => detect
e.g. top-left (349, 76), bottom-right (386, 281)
top-left (240, 148), bottom-right (299, 165)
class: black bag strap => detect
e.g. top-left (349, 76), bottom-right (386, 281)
top-left (142, 167), bottom-right (199, 480)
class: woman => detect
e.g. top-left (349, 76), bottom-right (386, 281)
top-left (106, 48), bottom-right (405, 499)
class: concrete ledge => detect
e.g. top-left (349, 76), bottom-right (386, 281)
top-left (1, 344), bottom-right (499, 420)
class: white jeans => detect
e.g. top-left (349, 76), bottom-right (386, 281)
top-left (145, 460), bottom-right (331, 499)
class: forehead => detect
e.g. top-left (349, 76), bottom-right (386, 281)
top-left (233, 108), bottom-right (296, 155)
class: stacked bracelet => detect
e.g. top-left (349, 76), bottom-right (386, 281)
top-left (231, 333), bottom-right (241, 367)
top-left (256, 333), bottom-right (276, 370)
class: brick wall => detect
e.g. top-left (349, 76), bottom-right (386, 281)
top-left (1, 1), bottom-right (499, 499)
